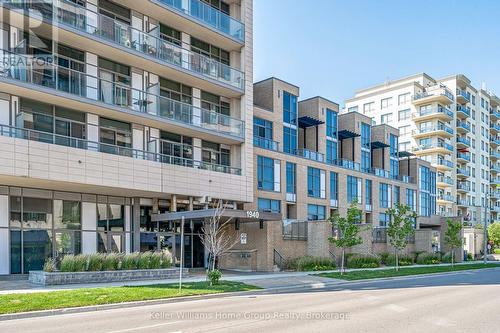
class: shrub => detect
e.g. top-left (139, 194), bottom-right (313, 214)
top-left (87, 253), bottom-right (104, 271)
top-left (416, 253), bottom-right (441, 265)
top-left (385, 254), bottom-right (414, 267)
top-left (60, 254), bottom-right (87, 272)
top-left (294, 256), bottom-right (336, 271)
top-left (160, 250), bottom-right (173, 268)
top-left (138, 252), bottom-right (153, 269)
top-left (346, 254), bottom-right (381, 269)
top-left (102, 253), bottom-right (121, 271)
top-left (43, 258), bottom-right (56, 272)
top-left (121, 253), bottom-right (140, 270)
top-left (150, 252), bottom-right (162, 269)
top-left (207, 269), bottom-right (222, 286)
top-left (467, 253), bottom-right (473, 260)
top-left (379, 252), bottom-right (390, 265)
top-left (441, 253), bottom-right (453, 263)
top-left (494, 248), bottom-right (500, 255)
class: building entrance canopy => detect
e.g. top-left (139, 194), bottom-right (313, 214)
top-left (151, 209), bottom-right (282, 223)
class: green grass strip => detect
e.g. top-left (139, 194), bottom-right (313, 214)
top-left (0, 281), bottom-right (259, 315)
top-left (317, 263), bottom-right (499, 281)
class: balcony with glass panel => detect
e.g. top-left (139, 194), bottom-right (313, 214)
top-left (456, 137), bottom-right (471, 149)
top-left (253, 136), bottom-right (279, 152)
top-left (456, 89), bottom-right (471, 104)
top-left (434, 159), bottom-right (454, 171)
top-left (456, 198), bottom-right (470, 207)
top-left (2, 0), bottom-right (245, 92)
top-left (151, 0), bottom-right (245, 43)
top-left (456, 151), bottom-right (470, 163)
top-left (0, 50), bottom-right (245, 141)
top-left (412, 87), bottom-right (454, 106)
top-left (491, 191), bottom-right (500, 201)
top-left (456, 121), bottom-right (470, 134)
top-left (491, 109), bottom-right (500, 121)
top-left (437, 194), bottom-right (455, 203)
top-left (491, 136), bottom-right (500, 148)
top-left (0, 124), bottom-right (242, 175)
top-left (456, 105), bottom-right (471, 119)
top-left (456, 167), bottom-right (470, 178)
top-left (294, 149), bottom-right (325, 163)
top-left (491, 176), bottom-right (500, 186)
top-left (335, 159), bottom-right (361, 172)
top-left (456, 182), bottom-right (470, 193)
top-left (491, 123), bottom-right (500, 135)
top-left (491, 150), bottom-right (500, 161)
top-left (412, 124), bottom-right (454, 139)
top-left (491, 164), bottom-right (500, 174)
top-left (413, 140), bottom-right (453, 155)
top-left (437, 175), bottom-right (454, 187)
top-left (412, 106), bottom-right (453, 122)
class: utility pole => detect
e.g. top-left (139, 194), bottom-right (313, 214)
top-left (484, 194), bottom-right (489, 264)
top-left (179, 216), bottom-right (185, 292)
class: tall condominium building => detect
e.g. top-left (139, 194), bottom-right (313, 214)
top-left (220, 77), bottom-right (442, 272)
top-left (345, 73), bottom-right (499, 226)
top-left (0, 0), bottom-right (254, 274)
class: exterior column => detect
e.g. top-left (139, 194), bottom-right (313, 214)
top-left (132, 198), bottom-right (141, 252)
top-left (192, 88), bottom-right (202, 127)
top-left (82, 201), bottom-right (97, 254)
top-left (87, 113), bottom-right (99, 151)
top-left (85, 52), bottom-right (98, 100)
top-left (170, 194), bottom-right (177, 212)
top-left (0, 192), bottom-right (9, 274)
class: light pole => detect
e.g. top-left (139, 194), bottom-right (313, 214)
top-left (179, 216), bottom-right (185, 292)
top-left (484, 194), bottom-right (489, 264)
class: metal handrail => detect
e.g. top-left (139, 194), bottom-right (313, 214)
top-left (273, 249), bottom-right (284, 270)
top-left (0, 124), bottom-right (242, 175)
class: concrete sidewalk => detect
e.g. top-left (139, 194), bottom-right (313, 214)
top-left (0, 260), bottom-right (495, 295)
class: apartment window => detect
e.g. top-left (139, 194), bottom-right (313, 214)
top-left (307, 204), bottom-right (326, 221)
top-left (258, 198), bottom-right (281, 213)
top-left (286, 162), bottom-right (296, 194)
top-left (253, 117), bottom-right (273, 139)
top-left (472, 95), bottom-right (476, 105)
top-left (283, 91), bottom-right (298, 125)
top-left (201, 91), bottom-right (230, 115)
top-left (381, 113), bottom-right (393, 124)
top-left (98, 0), bottom-right (131, 24)
top-left (191, 37), bottom-right (230, 65)
top-left (308, 167), bottom-right (325, 198)
top-left (399, 141), bottom-right (410, 152)
top-left (361, 150), bottom-right (371, 172)
top-left (160, 24), bottom-right (181, 46)
top-left (363, 102), bottom-right (375, 114)
top-left (348, 106), bottom-right (358, 113)
top-left (394, 186), bottom-right (400, 205)
top-left (201, 0), bottom-right (230, 14)
top-left (160, 78), bottom-right (192, 104)
top-left (347, 176), bottom-right (361, 203)
top-left (390, 134), bottom-right (398, 157)
top-left (330, 172), bottom-right (338, 201)
top-left (419, 166), bottom-right (437, 216)
top-left (326, 139), bottom-right (338, 164)
top-left (365, 179), bottom-right (372, 205)
top-left (398, 125), bottom-right (410, 136)
top-left (201, 140), bottom-right (229, 166)
top-left (398, 93), bottom-right (411, 105)
top-left (257, 156), bottom-right (275, 191)
top-left (159, 131), bottom-right (193, 160)
top-left (361, 122), bottom-right (371, 149)
top-left (379, 183), bottom-right (391, 208)
top-left (326, 109), bottom-right (338, 137)
top-left (283, 126), bottom-right (297, 153)
top-left (406, 189), bottom-right (416, 211)
top-left (398, 109), bottom-right (411, 121)
top-left (99, 117), bottom-right (132, 149)
top-left (381, 97), bottom-right (392, 109)
top-left (379, 213), bottom-right (390, 227)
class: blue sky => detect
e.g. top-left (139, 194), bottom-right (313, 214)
top-left (254, 0), bottom-right (500, 106)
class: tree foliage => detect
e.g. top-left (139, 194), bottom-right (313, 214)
top-left (444, 219), bottom-right (462, 267)
top-left (386, 204), bottom-right (417, 271)
top-left (488, 223), bottom-right (500, 248)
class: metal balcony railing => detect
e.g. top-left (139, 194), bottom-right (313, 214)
top-left (253, 136), bottom-right (279, 151)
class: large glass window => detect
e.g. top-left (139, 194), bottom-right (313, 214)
top-left (54, 200), bottom-right (81, 230)
top-left (283, 91), bottom-right (298, 125)
top-left (253, 117), bottom-right (273, 139)
top-left (307, 204), bottom-right (326, 221)
top-left (326, 139), bottom-right (337, 164)
top-left (202, 140), bottom-right (230, 166)
top-left (257, 156), bottom-right (275, 191)
top-left (258, 198), bottom-right (281, 213)
top-left (99, 117), bottom-right (132, 154)
top-left (286, 162), bottom-right (296, 194)
top-left (394, 186), bottom-right (400, 205)
top-left (365, 179), bottom-right (372, 205)
top-left (379, 213), bottom-right (390, 227)
top-left (347, 176), bottom-right (360, 203)
top-left (406, 189), bottom-right (416, 211)
top-left (379, 183), bottom-right (391, 208)
top-left (307, 167), bottom-right (321, 198)
top-left (201, 91), bottom-right (230, 116)
top-left (361, 150), bottom-right (371, 172)
top-left (361, 123), bottom-right (371, 149)
top-left (159, 131), bottom-right (193, 162)
top-left (330, 172), bottom-right (338, 201)
top-left (283, 126), bottom-right (297, 153)
top-left (191, 37), bottom-right (230, 66)
top-left (326, 109), bottom-right (338, 137)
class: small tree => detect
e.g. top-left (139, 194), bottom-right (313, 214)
top-left (488, 223), bottom-right (500, 249)
top-left (328, 200), bottom-right (363, 275)
top-left (444, 219), bottom-right (462, 267)
top-left (386, 204), bottom-right (417, 271)
top-left (200, 200), bottom-right (239, 284)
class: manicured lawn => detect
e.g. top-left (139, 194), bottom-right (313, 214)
top-left (318, 263), bottom-right (499, 281)
top-left (0, 281), bottom-right (259, 315)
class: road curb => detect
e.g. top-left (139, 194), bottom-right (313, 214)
top-left (1, 265), bottom-right (499, 321)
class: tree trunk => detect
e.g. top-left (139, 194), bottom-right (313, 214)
top-left (341, 249), bottom-right (345, 276)
top-left (395, 249), bottom-right (399, 272)
top-left (451, 249), bottom-right (454, 268)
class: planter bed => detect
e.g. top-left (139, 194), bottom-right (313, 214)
top-left (29, 268), bottom-right (189, 286)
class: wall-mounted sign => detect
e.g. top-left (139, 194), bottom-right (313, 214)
top-left (246, 211), bottom-right (260, 219)
top-left (240, 233), bottom-right (247, 244)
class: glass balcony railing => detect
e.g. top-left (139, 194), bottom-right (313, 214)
top-left (457, 198), bottom-right (470, 206)
top-left (413, 87), bottom-right (454, 102)
top-left (415, 124), bottom-right (454, 135)
top-left (457, 167), bottom-right (470, 177)
top-left (0, 124), bottom-right (241, 174)
top-left (490, 110), bottom-right (500, 119)
top-left (0, 50), bottom-right (244, 138)
top-left (294, 148), bottom-right (325, 163)
top-left (155, 0), bottom-right (245, 42)
top-left (491, 123), bottom-right (500, 132)
top-left (334, 159), bottom-right (361, 171)
top-left (457, 152), bottom-right (471, 162)
top-left (456, 105), bottom-right (471, 117)
top-left (436, 159), bottom-right (454, 168)
top-left (437, 176), bottom-right (454, 185)
top-left (3, 0), bottom-right (245, 89)
top-left (456, 137), bottom-right (471, 147)
top-left (438, 194), bottom-right (455, 202)
top-left (491, 150), bottom-right (500, 159)
top-left (491, 137), bottom-right (500, 146)
top-left (491, 164), bottom-right (500, 173)
top-left (414, 106), bottom-right (453, 118)
top-left (253, 136), bottom-right (279, 151)
top-left (457, 182), bottom-right (470, 191)
top-left (456, 89), bottom-right (471, 102)
top-left (456, 121), bottom-right (470, 132)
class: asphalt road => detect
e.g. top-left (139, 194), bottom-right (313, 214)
top-left (2, 268), bottom-right (500, 333)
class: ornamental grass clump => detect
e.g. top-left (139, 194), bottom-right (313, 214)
top-left (87, 253), bottom-right (104, 271)
top-left (149, 252), bottom-right (162, 269)
top-left (160, 249), bottom-right (173, 268)
top-left (121, 253), bottom-right (140, 270)
top-left (137, 252), bottom-right (153, 269)
top-left (101, 253), bottom-right (121, 271)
